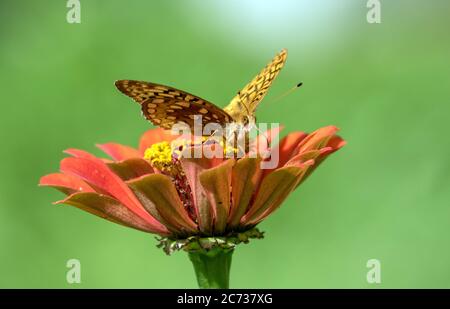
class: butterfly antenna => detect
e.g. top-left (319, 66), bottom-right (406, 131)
top-left (251, 83), bottom-right (303, 152)
top-left (267, 82), bottom-right (303, 105)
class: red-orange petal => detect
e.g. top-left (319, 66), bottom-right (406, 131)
top-left (248, 125), bottom-right (284, 156)
top-left (199, 159), bottom-right (235, 234)
top-left (106, 158), bottom-right (154, 181)
top-left (180, 157), bottom-right (214, 234)
top-left (284, 149), bottom-right (322, 167)
top-left (128, 174), bottom-right (198, 236)
top-left (327, 135), bottom-right (347, 151)
top-left (294, 126), bottom-right (339, 154)
top-left (55, 192), bottom-right (163, 233)
top-left (64, 148), bottom-right (99, 160)
top-left (297, 135), bottom-right (346, 186)
top-left (228, 157), bottom-right (261, 228)
top-left (180, 144), bottom-right (226, 234)
top-left (59, 155), bottom-right (169, 235)
top-left (241, 161), bottom-right (313, 226)
top-left (39, 173), bottom-right (94, 195)
top-left (96, 143), bottom-right (141, 161)
top-left (260, 131), bottom-right (309, 180)
top-left (278, 131), bottom-right (308, 166)
top-left (138, 127), bottom-right (179, 154)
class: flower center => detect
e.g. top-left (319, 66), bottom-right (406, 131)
top-left (143, 141), bottom-right (174, 173)
top-left (144, 140), bottom-right (196, 222)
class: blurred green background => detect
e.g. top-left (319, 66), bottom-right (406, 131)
top-left (1, 0), bottom-right (449, 288)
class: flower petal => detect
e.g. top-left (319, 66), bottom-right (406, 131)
top-left (249, 125), bottom-right (284, 157)
top-left (295, 125), bottom-right (339, 153)
top-left (64, 148), bottom-right (99, 160)
top-left (228, 157), bottom-right (261, 228)
top-left (180, 144), bottom-right (225, 234)
top-left (139, 127), bottom-right (179, 154)
top-left (39, 173), bottom-right (94, 195)
top-left (96, 143), bottom-right (141, 161)
top-left (128, 174), bottom-right (197, 236)
top-left (327, 135), bottom-right (347, 150)
top-left (55, 192), bottom-right (159, 233)
top-left (59, 155), bottom-right (169, 235)
top-left (241, 161), bottom-right (313, 226)
top-left (260, 132), bottom-right (310, 180)
top-left (277, 131), bottom-right (308, 166)
top-left (106, 158), bottom-right (154, 181)
top-left (297, 135), bottom-right (346, 186)
top-left (199, 159), bottom-right (235, 234)
top-left (284, 149), bottom-right (321, 167)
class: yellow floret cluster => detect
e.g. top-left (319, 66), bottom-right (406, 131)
top-left (144, 138), bottom-right (240, 173)
top-left (144, 141), bottom-right (173, 172)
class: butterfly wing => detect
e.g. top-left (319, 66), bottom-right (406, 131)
top-left (115, 80), bottom-right (233, 130)
top-left (223, 49), bottom-right (288, 123)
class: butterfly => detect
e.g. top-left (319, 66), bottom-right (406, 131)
top-left (115, 49), bottom-right (288, 135)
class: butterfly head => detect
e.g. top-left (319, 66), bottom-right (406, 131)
top-left (223, 96), bottom-right (256, 127)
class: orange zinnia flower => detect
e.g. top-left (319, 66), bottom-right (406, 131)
top-left (40, 126), bottom-right (345, 288)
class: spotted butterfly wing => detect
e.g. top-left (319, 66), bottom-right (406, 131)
top-left (223, 49), bottom-right (288, 124)
top-left (115, 80), bottom-right (233, 130)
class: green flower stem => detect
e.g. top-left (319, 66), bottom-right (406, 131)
top-left (188, 247), bottom-right (234, 289)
